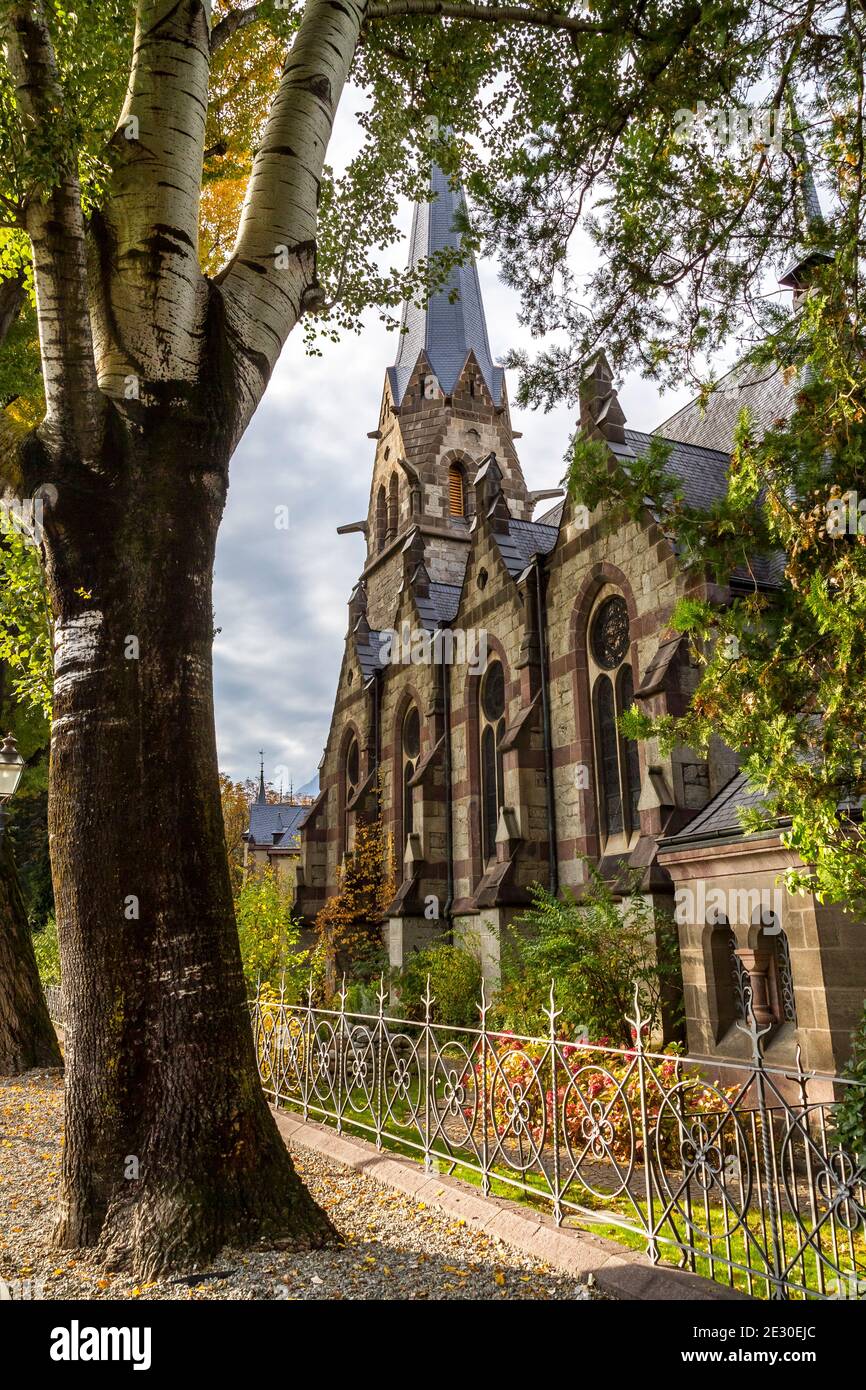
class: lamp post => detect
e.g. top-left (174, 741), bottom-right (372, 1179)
top-left (0, 732), bottom-right (24, 844)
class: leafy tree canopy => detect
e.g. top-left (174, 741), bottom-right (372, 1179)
top-left (0, 1), bottom-right (853, 378)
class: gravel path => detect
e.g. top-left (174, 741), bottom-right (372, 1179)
top-left (0, 1071), bottom-right (601, 1301)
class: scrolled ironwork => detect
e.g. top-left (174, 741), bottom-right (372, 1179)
top-left (249, 977), bottom-right (866, 1302)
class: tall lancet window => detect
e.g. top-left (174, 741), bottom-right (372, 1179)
top-left (754, 910), bottom-right (798, 1026)
top-left (387, 473), bottom-right (399, 541)
top-left (344, 735), bottom-right (360, 853)
top-left (449, 463), bottom-right (466, 518)
top-left (375, 486), bottom-right (387, 552)
top-left (589, 594), bottom-right (641, 848)
top-left (480, 660), bottom-right (506, 864)
top-left (401, 705), bottom-right (421, 850)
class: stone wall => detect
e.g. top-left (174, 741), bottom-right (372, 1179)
top-left (657, 834), bottom-right (866, 1075)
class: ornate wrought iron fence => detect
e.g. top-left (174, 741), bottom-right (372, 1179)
top-left (251, 976), bottom-right (866, 1301)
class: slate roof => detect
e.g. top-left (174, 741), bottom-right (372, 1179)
top-left (388, 163), bottom-right (504, 407)
top-left (655, 359), bottom-right (798, 453)
top-left (247, 801), bottom-right (307, 850)
top-left (355, 623), bottom-right (388, 680)
top-left (427, 581), bottom-right (463, 624)
top-left (619, 430), bottom-right (786, 590)
top-left (623, 430), bottom-right (731, 511)
top-left (536, 498), bottom-right (565, 527)
top-left (494, 517), bottom-right (560, 578)
top-left (661, 772), bottom-right (775, 846)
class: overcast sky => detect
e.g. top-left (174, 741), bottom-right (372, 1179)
top-left (211, 98), bottom-right (697, 792)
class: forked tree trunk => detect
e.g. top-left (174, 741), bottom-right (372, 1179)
top-left (0, 831), bottom-right (62, 1073)
top-left (39, 412), bottom-right (335, 1276)
top-left (2, 0), bottom-right (366, 1278)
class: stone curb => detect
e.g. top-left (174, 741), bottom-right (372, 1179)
top-left (272, 1107), bottom-right (751, 1302)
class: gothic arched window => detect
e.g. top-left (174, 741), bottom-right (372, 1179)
top-left (343, 734), bottom-right (360, 854)
top-left (401, 705), bottom-right (421, 847)
top-left (618, 665), bottom-right (641, 833)
top-left (449, 463), bottom-right (466, 518)
top-left (594, 675), bottom-right (622, 836)
top-left (387, 473), bottom-right (399, 540)
top-left (708, 912), bottom-right (748, 1039)
top-left (756, 913), bottom-right (797, 1025)
top-left (375, 486), bottom-right (386, 552)
top-left (589, 594), bottom-right (641, 847)
top-left (480, 660), bottom-right (506, 863)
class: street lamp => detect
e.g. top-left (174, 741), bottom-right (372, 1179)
top-left (0, 732), bottom-right (25, 843)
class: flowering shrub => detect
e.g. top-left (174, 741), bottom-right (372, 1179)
top-left (475, 1034), bottom-right (739, 1168)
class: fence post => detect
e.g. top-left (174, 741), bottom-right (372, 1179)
top-left (302, 970), bottom-right (314, 1123)
top-left (548, 980), bottom-right (563, 1225)
top-left (792, 1044), bottom-right (822, 1296)
top-left (375, 972), bottom-right (386, 1151)
top-left (630, 985), bottom-right (659, 1264)
top-left (336, 974), bottom-right (347, 1136)
top-left (423, 974), bottom-right (433, 1172)
top-left (479, 977), bottom-right (490, 1196)
top-left (739, 986), bottom-right (787, 1299)
top-left (278, 973), bottom-right (287, 1100)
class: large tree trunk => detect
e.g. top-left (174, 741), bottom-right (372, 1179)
top-left (0, 830), bottom-right (61, 1073)
top-left (2, 0), bottom-right (365, 1279)
top-left (39, 409), bottom-right (335, 1277)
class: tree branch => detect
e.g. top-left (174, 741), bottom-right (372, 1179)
top-left (0, 1), bottom-right (103, 468)
top-left (218, 0), bottom-right (368, 439)
top-left (94, 1), bottom-right (211, 397)
top-left (366, 1), bottom-right (614, 35)
top-left (210, 2), bottom-right (266, 54)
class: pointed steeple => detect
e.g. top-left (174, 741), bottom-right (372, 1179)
top-left (779, 93), bottom-right (832, 300)
top-left (256, 750), bottom-right (266, 804)
top-left (389, 164), bottom-right (503, 407)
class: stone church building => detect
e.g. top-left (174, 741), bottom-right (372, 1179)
top-left (294, 164), bottom-right (866, 1077)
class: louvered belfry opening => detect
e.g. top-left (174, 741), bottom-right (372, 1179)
top-left (449, 464), bottom-right (465, 517)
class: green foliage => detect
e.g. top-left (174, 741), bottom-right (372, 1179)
top-left (235, 864), bottom-right (308, 994)
top-left (0, 527), bottom-right (52, 721)
top-left (0, 1), bottom-right (858, 418)
top-left (835, 1005), bottom-right (866, 1163)
top-left (495, 866), bottom-right (682, 1046)
top-left (7, 0), bottom-right (832, 392)
top-left (568, 253), bottom-right (866, 910)
top-left (395, 942), bottom-right (482, 1027)
top-left (313, 812), bottom-right (395, 998)
top-left (342, 980), bottom-right (381, 1015)
top-left (31, 914), bottom-right (60, 988)
top-left (9, 757), bottom-right (52, 927)
top-left (567, 432), bottom-right (677, 525)
top-left (219, 775), bottom-right (250, 896)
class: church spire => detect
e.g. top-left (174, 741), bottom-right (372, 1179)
top-left (389, 163), bottom-right (503, 408)
top-left (779, 92), bottom-right (832, 301)
top-left (256, 750), bottom-right (266, 804)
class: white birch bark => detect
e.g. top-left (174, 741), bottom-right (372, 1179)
top-left (218, 0), bottom-right (368, 440)
top-left (92, 0), bottom-right (212, 398)
top-left (1, 1), bottom-right (103, 467)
